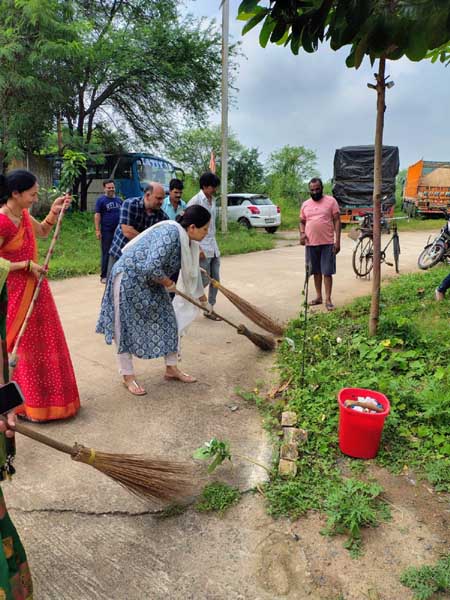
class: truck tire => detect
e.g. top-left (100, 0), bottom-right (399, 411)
top-left (417, 240), bottom-right (445, 270)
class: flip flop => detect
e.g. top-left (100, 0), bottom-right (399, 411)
top-left (308, 298), bottom-right (323, 306)
top-left (164, 371), bottom-right (197, 383)
top-left (122, 380), bottom-right (147, 396)
top-left (325, 302), bottom-right (335, 311)
top-left (204, 312), bottom-right (221, 321)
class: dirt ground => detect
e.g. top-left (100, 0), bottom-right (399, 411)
top-left (5, 228), bottom-right (450, 599)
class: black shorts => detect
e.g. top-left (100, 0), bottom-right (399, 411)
top-left (306, 244), bottom-right (336, 276)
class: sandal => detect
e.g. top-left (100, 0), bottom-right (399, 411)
top-left (164, 370), bottom-right (197, 383)
top-left (325, 302), bottom-right (335, 311)
top-left (308, 298), bottom-right (323, 306)
top-left (204, 312), bottom-right (221, 321)
top-left (122, 379), bottom-right (147, 396)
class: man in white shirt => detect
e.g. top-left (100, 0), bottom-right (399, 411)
top-left (187, 172), bottom-right (221, 320)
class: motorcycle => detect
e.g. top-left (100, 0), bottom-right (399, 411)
top-left (417, 208), bottom-right (450, 269)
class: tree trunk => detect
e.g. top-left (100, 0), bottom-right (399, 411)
top-left (368, 57), bottom-right (386, 336)
top-left (57, 113), bottom-right (63, 154)
top-left (79, 169), bottom-right (88, 212)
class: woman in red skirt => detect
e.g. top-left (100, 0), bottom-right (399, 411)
top-left (0, 169), bottom-right (80, 422)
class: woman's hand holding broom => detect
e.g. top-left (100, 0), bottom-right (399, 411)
top-left (50, 193), bottom-right (72, 216)
top-left (0, 410), bottom-right (16, 439)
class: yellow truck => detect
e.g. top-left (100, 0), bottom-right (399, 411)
top-left (403, 160), bottom-right (450, 217)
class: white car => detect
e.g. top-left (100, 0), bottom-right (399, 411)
top-left (219, 193), bottom-right (281, 233)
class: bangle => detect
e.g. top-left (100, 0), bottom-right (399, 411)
top-left (51, 209), bottom-right (58, 216)
top-left (25, 260), bottom-right (31, 272)
top-left (44, 217), bottom-right (55, 227)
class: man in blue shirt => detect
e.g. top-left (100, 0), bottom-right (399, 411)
top-left (94, 179), bottom-right (122, 283)
top-left (107, 182), bottom-right (168, 278)
top-left (162, 178), bottom-right (186, 220)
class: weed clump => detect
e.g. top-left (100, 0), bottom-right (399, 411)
top-left (400, 554), bottom-right (450, 599)
top-left (196, 482), bottom-right (240, 514)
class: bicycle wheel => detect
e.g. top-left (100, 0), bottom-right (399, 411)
top-left (352, 236), bottom-right (374, 277)
top-left (393, 233), bottom-right (400, 273)
top-left (418, 240), bottom-right (446, 270)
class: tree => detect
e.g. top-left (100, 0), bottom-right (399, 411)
top-left (229, 147), bottom-right (265, 193)
top-left (1, 1), bottom-right (227, 208)
top-left (266, 145), bottom-right (317, 202)
top-left (238, 0), bottom-right (450, 335)
top-left (166, 125), bottom-right (242, 180)
top-left (0, 0), bottom-right (75, 171)
top-left (166, 125), bottom-right (264, 192)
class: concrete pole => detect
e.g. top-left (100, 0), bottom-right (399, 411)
top-left (220, 0), bottom-right (229, 233)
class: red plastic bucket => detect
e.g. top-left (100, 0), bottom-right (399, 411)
top-left (338, 388), bottom-right (390, 459)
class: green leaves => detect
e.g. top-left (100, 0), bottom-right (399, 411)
top-left (193, 438), bottom-right (232, 473)
top-left (237, 0), bottom-right (450, 69)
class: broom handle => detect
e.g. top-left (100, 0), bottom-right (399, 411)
top-left (200, 268), bottom-right (219, 288)
top-left (9, 203), bottom-right (67, 367)
top-left (0, 415), bottom-right (76, 456)
top-left (174, 289), bottom-right (239, 331)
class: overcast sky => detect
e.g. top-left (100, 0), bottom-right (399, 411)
top-left (186, 0), bottom-right (450, 180)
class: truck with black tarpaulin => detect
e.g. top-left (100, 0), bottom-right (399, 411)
top-left (332, 145), bottom-right (400, 225)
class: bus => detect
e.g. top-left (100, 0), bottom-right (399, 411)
top-left (48, 152), bottom-right (184, 211)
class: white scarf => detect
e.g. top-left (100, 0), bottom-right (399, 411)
top-left (122, 220), bottom-right (204, 336)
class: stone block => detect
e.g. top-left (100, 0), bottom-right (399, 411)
top-left (280, 443), bottom-right (299, 461)
top-left (281, 411), bottom-right (297, 427)
top-left (278, 459), bottom-right (297, 477)
top-left (283, 427), bottom-right (308, 444)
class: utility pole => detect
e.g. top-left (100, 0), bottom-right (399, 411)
top-left (220, 0), bottom-right (229, 233)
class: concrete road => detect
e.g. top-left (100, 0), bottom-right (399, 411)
top-left (5, 229), bottom-right (435, 599)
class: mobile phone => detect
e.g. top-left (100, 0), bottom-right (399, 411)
top-left (0, 382), bottom-right (25, 414)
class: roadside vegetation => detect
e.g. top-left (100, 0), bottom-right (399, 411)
top-left (223, 267), bottom-right (450, 557)
top-left (400, 554), bottom-right (450, 599)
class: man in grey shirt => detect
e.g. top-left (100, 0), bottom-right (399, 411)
top-left (187, 172), bottom-right (221, 320)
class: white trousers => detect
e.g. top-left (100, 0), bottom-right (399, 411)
top-left (113, 273), bottom-right (178, 376)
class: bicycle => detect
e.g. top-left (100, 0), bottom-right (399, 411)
top-left (352, 212), bottom-right (401, 277)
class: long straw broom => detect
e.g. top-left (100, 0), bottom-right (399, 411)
top-left (201, 269), bottom-right (285, 337)
top-left (1, 416), bottom-right (195, 502)
top-left (174, 289), bottom-right (276, 351)
top-left (9, 199), bottom-right (67, 373)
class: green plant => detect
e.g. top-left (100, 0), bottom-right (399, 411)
top-left (193, 438), bottom-right (232, 473)
top-left (425, 460), bottom-right (450, 493)
top-left (321, 479), bottom-right (390, 557)
top-left (400, 554), bottom-right (450, 599)
top-left (59, 150), bottom-right (87, 193)
top-left (193, 437), bottom-right (271, 474)
top-left (196, 482), bottom-right (241, 514)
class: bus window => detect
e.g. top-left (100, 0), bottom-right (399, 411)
top-left (115, 157), bottom-right (134, 179)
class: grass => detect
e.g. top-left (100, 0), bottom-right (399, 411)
top-left (195, 482), bottom-right (241, 514)
top-left (249, 266), bottom-right (450, 555)
top-left (37, 212), bottom-right (275, 280)
top-left (400, 554), bottom-right (450, 599)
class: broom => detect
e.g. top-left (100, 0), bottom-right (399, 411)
top-left (174, 289), bottom-right (275, 352)
top-left (1, 416), bottom-right (195, 502)
top-left (9, 199), bottom-right (67, 372)
top-left (201, 269), bottom-right (285, 337)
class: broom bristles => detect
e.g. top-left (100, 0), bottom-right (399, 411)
top-left (211, 280), bottom-right (285, 337)
top-left (72, 446), bottom-right (196, 503)
top-left (237, 325), bottom-right (276, 352)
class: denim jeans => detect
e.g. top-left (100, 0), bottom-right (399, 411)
top-left (100, 229), bottom-right (115, 279)
top-left (200, 256), bottom-right (221, 305)
top-left (437, 272), bottom-right (450, 294)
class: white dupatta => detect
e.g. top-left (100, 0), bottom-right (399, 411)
top-left (122, 220), bottom-right (204, 336)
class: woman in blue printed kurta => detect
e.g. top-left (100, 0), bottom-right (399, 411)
top-left (97, 206), bottom-right (211, 395)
